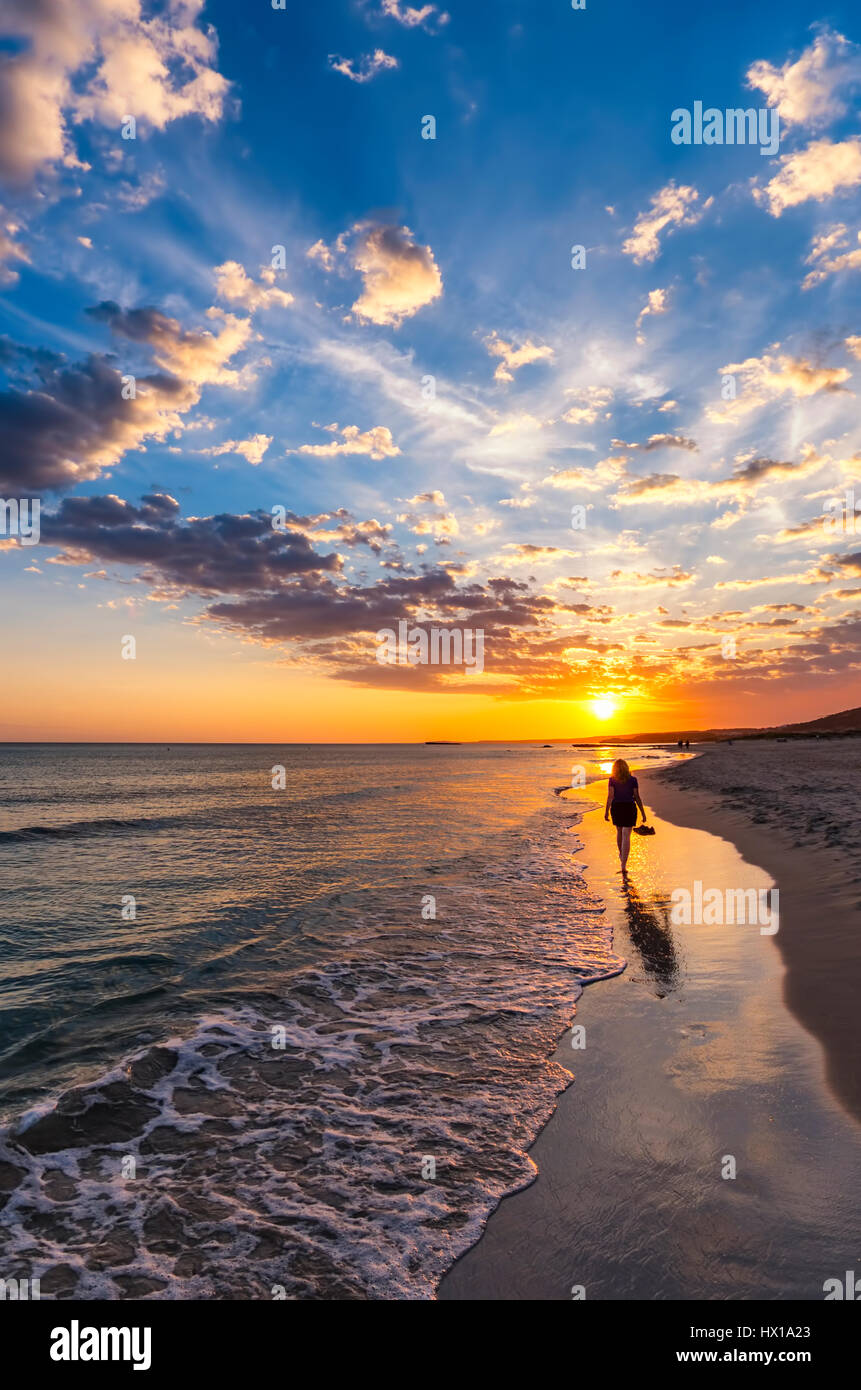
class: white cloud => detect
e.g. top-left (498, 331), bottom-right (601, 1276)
top-left (561, 386), bottom-right (613, 426)
top-left (707, 351), bottom-right (851, 422)
top-left (635, 287), bottom-right (669, 344)
top-left (202, 434), bottom-right (272, 465)
top-left (488, 412), bottom-right (549, 436)
top-left (0, 0), bottom-right (231, 180)
top-left (0, 211), bottom-right (29, 285)
top-left (328, 49), bottom-right (399, 84)
top-left (803, 223), bottom-right (861, 287)
top-left (754, 138), bottom-right (861, 216)
top-left (307, 239), bottom-right (335, 272)
top-left (378, 0), bottom-right (449, 30)
top-left (542, 454), bottom-right (628, 493)
top-left (214, 261), bottom-right (294, 313)
top-left (746, 29), bottom-right (861, 129)
top-left (288, 424), bottom-right (401, 461)
top-left (622, 183), bottom-right (710, 263)
top-left (484, 332), bottom-right (554, 382)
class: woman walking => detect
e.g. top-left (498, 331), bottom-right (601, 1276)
top-left (604, 758), bottom-right (646, 873)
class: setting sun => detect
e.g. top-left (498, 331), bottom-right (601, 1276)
top-left (591, 697), bottom-right (618, 721)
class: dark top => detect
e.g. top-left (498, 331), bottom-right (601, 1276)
top-left (608, 774), bottom-right (638, 803)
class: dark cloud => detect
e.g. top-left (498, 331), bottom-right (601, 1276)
top-left (0, 297), bottom-right (252, 494)
top-left (0, 352), bottom-right (186, 493)
top-left (39, 495), bottom-right (341, 592)
top-left (829, 549), bottom-right (861, 576)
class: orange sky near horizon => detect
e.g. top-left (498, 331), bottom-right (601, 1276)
top-left (2, 619), bottom-right (851, 742)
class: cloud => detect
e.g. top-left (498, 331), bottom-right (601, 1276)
top-left (34, 493), bottom-right (341, 592)
top-left (0, 297), bottom-right (254, 494)
top-left (26, 487), bottom-right (861, 701)
top-left (611, 433), bottom-right (697, 452)
top-left (802, 224), bottom-right (861, 288)
top-left (201, 434), bottom-right (272, 465)
top-left (114, 169), bottom-right (166, 210)
top-left (347, 222), bottom-right (443, 326)
top-left (542, 454), bottom-right (628, 492)
top-left (607, 566), bottom-right (695, 589)
top-left (499, 544), bottom-right (579, 565)
top-left (328, 50), bottom-right (399, 84)
top-left (754, 138), bottom-right (861, 216)
top-left (706, 351), bottom-right (850, 422)
top-left (0, 350), bottom-right (185, 494)
top-left (614, 444), bottom-right (830, 507)
top-left (561, 386), bottom-right (613, 426)
top-left (483, 332), bottom-right (554, 382)
top-left (308, 223), bottom-right (443, 326)
top-left (288, 424), bottom-right (401, 461)
top-left (771, 511), bottom-right (859, 546)
top-left (305, 513), bottom-right (394, 554)
top-left (715, 566), bottom-right (834, 591)
top-left (0, 210), bottom-right (29, 285)
top-left (498, 493), bottom-right (536, 509)
top-left (0, 0), bottom-right (231, 180)
top-left (87, 300), bottom-right (256, 388)
top-left (829, 550), bottom-right (861, 579)
top-left (635, 288), bottom-right (669, 344)
top-left (403, 490), bottom-right (446, 505)
top-left (378, 1), bottom-right (449, 32)
top-left (306, 239), bottom-right (335, 272)
top-left (622, 183), bottom-right (710, 263)
top-left (214, 262), bottom-right (293, 313)
top-left (397, 505), bottom-right (460, 541)
top-left (746, 29), bottom-right (861, 129)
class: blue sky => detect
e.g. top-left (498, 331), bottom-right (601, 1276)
top-left (2, 0), bottom-right (861, 738)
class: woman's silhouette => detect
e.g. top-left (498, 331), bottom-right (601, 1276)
top-left (604, 758), bottom-right (646, 873)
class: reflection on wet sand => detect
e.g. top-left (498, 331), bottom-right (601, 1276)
top-left (617, 878), bottom-right (681, 995)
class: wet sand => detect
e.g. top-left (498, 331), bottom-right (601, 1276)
top-left (649, 741), bottom-right (861, 1125)
top-left (439, 753), bottom-right (861, 1300)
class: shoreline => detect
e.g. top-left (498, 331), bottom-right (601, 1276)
top-left (648, 753), bottom-right (861, 1127)
top-left (439, 747), bottom-right (861, 1300)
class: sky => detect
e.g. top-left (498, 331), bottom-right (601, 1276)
top-left (2, 0), bottom-right (861, 741)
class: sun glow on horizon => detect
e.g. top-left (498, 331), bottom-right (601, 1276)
top-left (591, 696), bottom-right (619, 721)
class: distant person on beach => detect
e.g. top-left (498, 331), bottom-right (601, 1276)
top-left (604, 758), bottom-right (646, 873)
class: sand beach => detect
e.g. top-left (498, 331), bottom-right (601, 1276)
top-left (440, 740), bottom-right (861, 1300)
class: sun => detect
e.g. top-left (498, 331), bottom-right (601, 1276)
top-left (591, 697), bottom-right (618, 721)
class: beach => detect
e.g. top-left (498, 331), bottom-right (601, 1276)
top-left (440, 739), bottom-right (861, 1300)
top-left (1, 740), bottom-right (858, 1301)
top-left (647, 740), bottom-right (861, 1125)
top-left (0, 743), bottom-right (639, 1299)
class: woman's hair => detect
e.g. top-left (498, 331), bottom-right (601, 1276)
top-left (611, 758), bottom-right (631, 782)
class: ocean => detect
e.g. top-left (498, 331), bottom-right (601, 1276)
top-left (0, 742), bottom-right (668, 1299)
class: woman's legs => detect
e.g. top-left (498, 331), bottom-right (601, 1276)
top-left (616, 826), bottom-right (623, 860)
top-left (619, 825), bottom-right (632, 871)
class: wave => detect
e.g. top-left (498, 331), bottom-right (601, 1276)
top-left (0, 794), bottom-right (627, 1300)
top-left (0, 814), bottom-right (186, 846)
